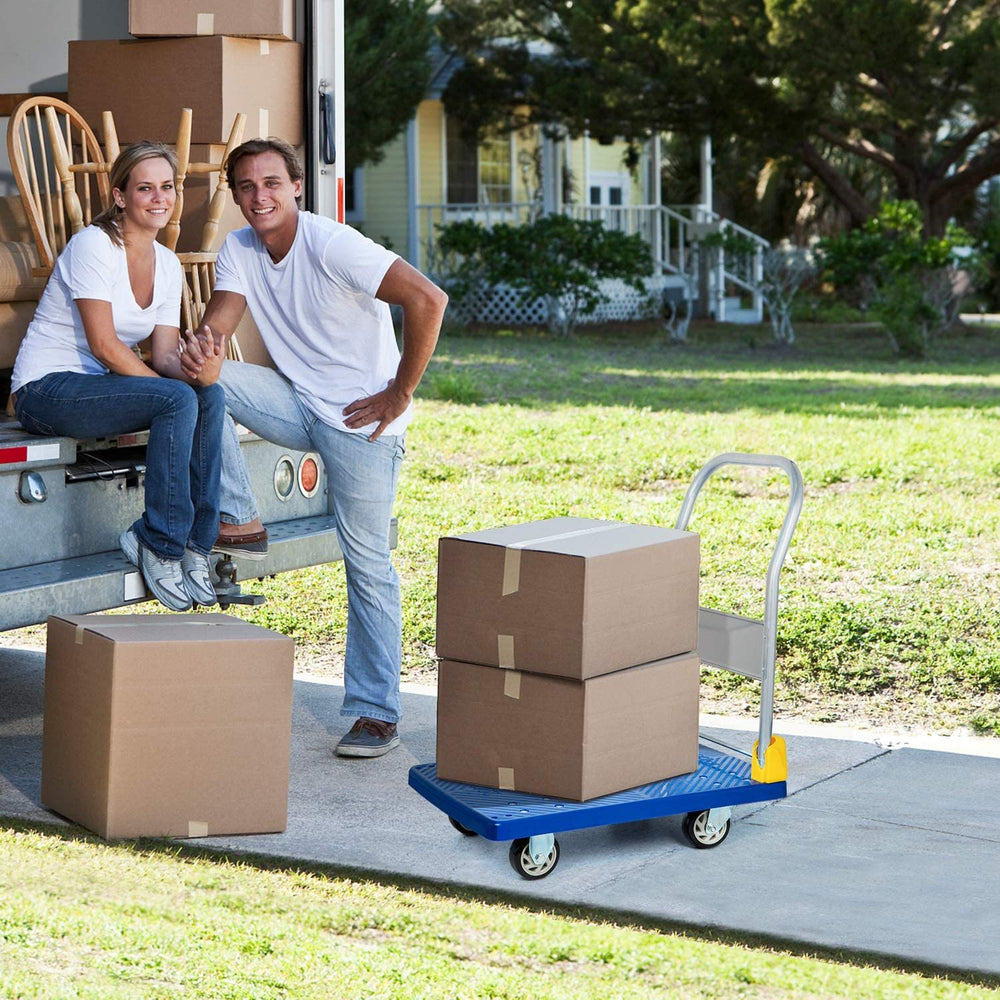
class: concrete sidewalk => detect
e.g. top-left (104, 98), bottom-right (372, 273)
top-left (2, 644), bottom-right (998, 979)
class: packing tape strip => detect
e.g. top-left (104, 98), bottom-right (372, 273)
top-left (498, 767), bottom-right (515, 790)
top-left (497, 634), bottom-right (515, 668)
top-left (260, 39), bottom-right (270, 55)
top-left (74, 625), bottom-right (85, 645)
top-left (500, 522), bottom-right (630, 595)
top-left (196, 12), bottom-right (214, 34)
top-left (503, 670), bottom-right (521, 699)
top-left (188, 821), bottom-right (209, 837)
top-left (259, 108), bottom-right (270, 138)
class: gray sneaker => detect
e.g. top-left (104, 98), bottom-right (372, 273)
top-left (119, 528), bottom-right (192, 612)
top-left (181, 548), bottom-right (217, 607)
top-left (335, 717), bottom-right (400, 758)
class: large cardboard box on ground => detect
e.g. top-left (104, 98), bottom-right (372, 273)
top-left (41, 613), bottom-right (295, 840)
top-left (68, 37), bottom-right (303, 145)
top-left (436, 518), bottom-right (699, 680)
top-left (130, 0), bottom-right (295, 40)
top-left (436, 653), bottom-right (700, 801)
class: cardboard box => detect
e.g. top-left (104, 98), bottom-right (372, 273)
top-left (436, 518), bottom-right (699, 680)
top-left (42, 613), bottom-right (295, 840)
top-left (69, 37), bottom-right (303, 145)
top-left (130, 0), bottom-right (295, 41)
top-left (436, 653), bottom-right (700, 801)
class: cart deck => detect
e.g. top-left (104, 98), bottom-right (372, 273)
top-left (409, 743), bottom-right (786, 842)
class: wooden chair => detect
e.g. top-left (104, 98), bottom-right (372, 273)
top-left (179, 253), bottom-right (244, 362)
top-left (6, 97), bottom-right (110, 277)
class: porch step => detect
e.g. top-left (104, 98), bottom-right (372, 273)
top-left (721, 308), bottom-right (762, 325)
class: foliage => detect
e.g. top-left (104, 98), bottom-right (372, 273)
top-left (434, 215), bottom-right (653, 334)
top-left (345, 0), bottom-right (434, 170)
top-left (971, 181), bottom-right (1000, 310)
top-left (817, 201), bottom-right (975, 357)
top-left (437, 0), bottom-right (1000, 236)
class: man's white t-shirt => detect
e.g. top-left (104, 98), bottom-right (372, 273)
top-left (213, 211), bottom-right (408, 437)
top-left (12, 225), bottom-right (183, 392)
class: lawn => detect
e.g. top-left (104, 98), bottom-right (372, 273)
top-left (241, 318), bottom-right (999, 736)
top-left (2, 319), bottom-right (997, 997)
top-left (1, 821), bottom-right (995, 998)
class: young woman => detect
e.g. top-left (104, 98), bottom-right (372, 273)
top-left (11, 142), bottom-right (227, 611)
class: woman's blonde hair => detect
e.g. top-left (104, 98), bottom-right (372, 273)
top-left (92, 141), bottom-right (178, 247)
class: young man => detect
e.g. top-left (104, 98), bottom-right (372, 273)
top-left (181, 138), bottom-right (447, 758)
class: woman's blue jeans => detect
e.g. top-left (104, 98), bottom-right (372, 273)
top-left (217, 360), bottom-right (405, 724)
top-left (15, 371), bottom-right (224, 560)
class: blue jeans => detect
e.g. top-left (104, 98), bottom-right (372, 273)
top-left (15, 371), bottom-right (224, 560)
top-left (218, 360), bottom-right (405, 723)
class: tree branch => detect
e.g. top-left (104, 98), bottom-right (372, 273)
top-left (937, 136), bottom-right (1000, 201)
top-left (815, 125), bottom-right (912, 185)
top-left (798, 140), bottom-right (874, 226)
top-left (934, 119), bottom-right (1000, 173)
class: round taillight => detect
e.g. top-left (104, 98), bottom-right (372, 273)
top-left (273, 456), bottom-right (295, 500)
top-left (298, 454), bottom-right (320, 498)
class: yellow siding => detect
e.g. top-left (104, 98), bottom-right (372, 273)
top-left (360, 130), bottom-right (409, 257)
top-left (418, 100), bottom-right (444, 205)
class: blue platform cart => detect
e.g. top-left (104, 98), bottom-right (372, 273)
top-left (409, 453), bottom-right (804, 879)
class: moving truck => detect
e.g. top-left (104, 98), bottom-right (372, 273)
top-left (0, 0), bottom-right (381, 630)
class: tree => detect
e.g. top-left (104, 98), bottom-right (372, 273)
top-left (345, 0), bottom-right (434, 171)
top-left (437, 0), bottom-right (1000, 236)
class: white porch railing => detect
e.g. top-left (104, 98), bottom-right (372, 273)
top-left (417, 201), bottom-right (769, 323)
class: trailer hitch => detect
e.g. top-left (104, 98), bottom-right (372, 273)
top-left (212, 555), bottom-right (266, 609)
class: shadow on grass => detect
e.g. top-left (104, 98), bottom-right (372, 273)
top-left (424, 323), bottom-right (1000, 415)
top-left (4, 816), bottom-right (999, 991)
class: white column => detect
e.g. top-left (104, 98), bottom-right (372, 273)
top-left (699, 135), bottom-right (713, 219)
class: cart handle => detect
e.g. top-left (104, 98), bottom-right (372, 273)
top-left (675, 453), bottom-right (804, 768)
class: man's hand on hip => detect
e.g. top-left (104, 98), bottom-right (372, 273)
top-left (343, 379), bottom-right (410, 441)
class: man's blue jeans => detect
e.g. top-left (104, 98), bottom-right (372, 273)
top-left (217, 360), bottom-right (405, 724)
top-left (15, 371), bottom-right (224, 559)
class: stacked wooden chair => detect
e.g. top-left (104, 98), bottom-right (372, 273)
top-left (8, 98), bottom-right (247, 363)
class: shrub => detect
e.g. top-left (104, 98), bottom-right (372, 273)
top-left (817, 200), bottom-right (975, 358)
top-left (434, 215), bottom-right (653, 335)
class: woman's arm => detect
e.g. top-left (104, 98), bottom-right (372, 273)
top-left (151, 323), bottom-right (225, 385)
top-left (76, 298), bottom-right (159, 377)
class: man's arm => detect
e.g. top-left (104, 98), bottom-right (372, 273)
top-left (343, 258), bottom-right (448, 441)
top-left (178, 289), bottom-right (247, 383)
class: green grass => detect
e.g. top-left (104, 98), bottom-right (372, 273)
top-left (230, 319), bottom-right (1000, 735)
top-left (1, 822), bottom-right (995, 998)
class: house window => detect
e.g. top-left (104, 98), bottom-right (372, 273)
top-left (446, 118), bottom-right (512, 204)
top-left (588, 172), bottom-right (629, 208)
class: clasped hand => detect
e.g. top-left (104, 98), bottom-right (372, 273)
top-left (178, 325), bottom-right (227, 383)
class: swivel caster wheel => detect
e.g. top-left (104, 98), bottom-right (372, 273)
top-left (449, 816), bottom-right (478, 837)
top-left (683, 809), bottom-right (731, 848)
top-left (508, 836), bottom-right (560, 879)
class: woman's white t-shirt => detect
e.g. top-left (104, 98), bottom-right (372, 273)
top-left (12, 225), bottom-right (183, 392)
top-left (213, 212), bottom-right (406, 436)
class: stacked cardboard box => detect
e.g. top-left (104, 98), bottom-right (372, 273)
top-left (435, 518), bottom-right (702, 801)
top-left (42, 613), bottom-right (295, 839)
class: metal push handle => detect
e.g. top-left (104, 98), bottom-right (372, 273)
top-left (675, 453), bottom-right (804, 767)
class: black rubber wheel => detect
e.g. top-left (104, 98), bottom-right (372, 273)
top-left (682, 809), bottom-right (731, 849)
top-left (508, 837), bottom-right (560, 879)
top-left (448, 816), bottom-right (478, 837)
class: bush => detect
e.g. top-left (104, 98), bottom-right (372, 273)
top-left (434, 215), bottom-right (653, 335)
top-left (816, 200), bottom-right (975, 358)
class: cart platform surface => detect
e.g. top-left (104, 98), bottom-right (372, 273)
top-left (409, 746), bottom-right (786, 842)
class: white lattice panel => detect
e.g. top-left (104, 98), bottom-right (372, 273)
top-left (448, 276), bottom-right (670, 327)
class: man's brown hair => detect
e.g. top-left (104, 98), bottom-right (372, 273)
top-left (226, 138), bottom-right (304, 204)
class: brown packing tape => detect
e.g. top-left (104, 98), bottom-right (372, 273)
top-left (196, 12), bottom-right (214, 34)
top-left (188, 821), bottom-right (209, 837)
top-left (499, 522), bottom-right (631, 596)
top-left (497, 634), bottom-right (515, 668)
top-left (503, 670), bottom-right (521, 699)
top-left (502, 547), bottom-right (521, 595)
top-left (498, 767), bottom-right (515, 790)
